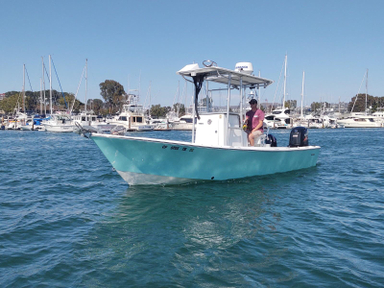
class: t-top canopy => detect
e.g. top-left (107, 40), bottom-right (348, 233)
top-left (177, 63), bottom-right (274, 88)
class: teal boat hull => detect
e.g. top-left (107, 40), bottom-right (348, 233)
top-left (91, 134), bottom-right (320, 185)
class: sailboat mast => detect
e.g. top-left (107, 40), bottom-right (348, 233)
top-left (85, 59), bottom-right (88, 112)
top-left (258, 70), bottom-right (261, 109)
top-left (40, 78), bottom-right (43, 114)
top-left (42, 57), bottom-right (46, 115)
top-left (365, 69), bottom-right (368, 115)
top-left (147, 81), bottom-right (152, 118)
top-left (283, 54), bottom-right (287, 108)
top-left (49, 55), bottom-right (52, 115)
top-left (301, 71), bottom-right (305, 119)
top-left (23, 64), bottom-right (25, 113)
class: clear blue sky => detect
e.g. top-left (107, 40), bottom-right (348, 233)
top-left (1, 0), bottom-right (383, 107)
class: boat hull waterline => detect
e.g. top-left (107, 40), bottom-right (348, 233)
top-left (91, 134), bottom-right (320, 185)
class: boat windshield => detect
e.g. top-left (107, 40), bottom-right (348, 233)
top-left (272, 111), bottom-right (282, 115)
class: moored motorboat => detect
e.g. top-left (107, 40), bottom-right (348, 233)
top-left (107, 102), bottom-right (154, 132)
top-left (82, 60), bottom-right (320, 185)
top-left (337, 115), bottom-right (381, 128)
top-left (41, 113), bottom-right (74, 133)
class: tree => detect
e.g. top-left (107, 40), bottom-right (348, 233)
top-left (286, 100), bottom-right (297, 109)
top-left (310, 102), bottom-right (321, 112)
top-left (347, 94), bottom-right (384, 113)
top-left (99, 80), bottom-right (126, 114)
top-left (88, 99), bottom-right (104, 115)
top-left (0, 93), bottom-right (19, 113)
top-left (58, 93), bottom-right (76, 111)
top-left (150, 104), bottom-right (171, 118)
top-left (173, 103), bottom-right (185, 117)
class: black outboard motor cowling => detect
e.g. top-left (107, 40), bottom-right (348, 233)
top-left (289, 126), bottom-right (308, 147)
top-left (266, 134), bottom-right (277, 147)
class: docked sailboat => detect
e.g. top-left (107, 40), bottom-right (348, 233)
top-left (9, 64), bottom-right (31, 130)
top-left (265, 55), bottom-right (293, 129)
top-left (6, 111), bottom-right (28, 130)
top-left (41, 55), bottom-right (75, 133)
top-left (80, 60), bottom-right (320, 186)
top-left (71, 59), bottom-right (113, 133)
top-left (338, 70), bottom-right (381, 128)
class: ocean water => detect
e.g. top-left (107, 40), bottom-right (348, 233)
top-left (0, 128), bottom-right (383, 287)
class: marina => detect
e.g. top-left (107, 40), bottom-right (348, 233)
top-left (0, 128), bottom-right (383, 287)
top-left (2, 1), bottom-right (384, 286)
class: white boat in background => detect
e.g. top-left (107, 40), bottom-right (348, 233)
top-left (297, 115), bottom-right (324, 129)
top-left (338, 69), bottom-right (381, 128)
top-left (107, 102), bottom-right (154, 132)
top-left (80, 60), bottom-right (320, 186)
top-left (371, 111), bottom-right (384, 126)
top-left (20, 115), bottom-right (46, 131)
top-left (6, 112), bottom-right (29, 130)
top-left (42, 113), bottom-right (74, 132)
top-left (264, 109), bottom-right (292, 129)
top-left (149, 118), bottom-right (172, 131)
top-left (337, 115), bottom-right (381, 128)
top-left (72, 59), bottom-right (104, 134)
top-left (72, 111), bottom-right (102, 133)
top-left (40, 55), bottom-right (74, 133)
top-left (7, 65), bottom-right (30, 130)
top-left (170, 114), bottom-right (195, 130)
top-left (265, 55), bottom-right (293, 129)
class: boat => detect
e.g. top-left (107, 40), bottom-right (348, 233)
top-left (7, 65), bottom-right (30, 130)
top-left (71, 59), bottom-right (113, 134)
top-left (5, 112), bottom-right (28, 130)
top-left (20, 115), bottom-right (46, 131)
top-left (338, 70), bottom-right (381, 128)
top-left (81, 60), bottom-right (320, 186)
top-left (41, 112), bottom-right (74, 132)
top-left (149, 118), bottom-right (172, 131)
top-left (264, 109), bottom-right (292, 129)
top-left (371, 111), bottom-right (384, 126)
top-left (72, 112), bottom-right (101, 133)
top-left (264, 55), bottom-right (293, 129)
top-left (170, 114), bottom-right (195, 130)
top-left (41, 55), bottom-right (75, 133)
top-left (107, 96), bottom-right (154, 131)
top-left (337, 114), bottom-right (381, 128)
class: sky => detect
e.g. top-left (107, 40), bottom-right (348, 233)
top-left (1, 0), bottom-right (384, 108)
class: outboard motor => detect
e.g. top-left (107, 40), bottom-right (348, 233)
top-left (266, 134), bottom-right (277, 147)
top-left (289, 126), bottom-right (308, 147)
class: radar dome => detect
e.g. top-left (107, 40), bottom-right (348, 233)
top-left (235, 62), bottom-right (253, 75)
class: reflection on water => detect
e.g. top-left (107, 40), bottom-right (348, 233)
top-left (77, 176), bottom-right (295, 286)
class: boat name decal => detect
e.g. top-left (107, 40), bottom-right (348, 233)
top-left (162, 145), bottom-right (194, 152)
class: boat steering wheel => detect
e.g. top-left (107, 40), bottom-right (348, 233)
top-left (203, 60), bottom-right (217, 67)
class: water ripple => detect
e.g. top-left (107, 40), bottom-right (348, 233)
top-left (0, 129), bottom-right (384, 287)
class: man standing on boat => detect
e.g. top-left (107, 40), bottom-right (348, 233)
top-left (245, 99), bottom-right (264, 146)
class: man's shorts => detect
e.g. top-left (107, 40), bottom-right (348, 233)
top-left (251, 130), bottom-right (263, 138)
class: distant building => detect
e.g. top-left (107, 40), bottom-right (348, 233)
top-left (0, 93), bottom-right (5, 101)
